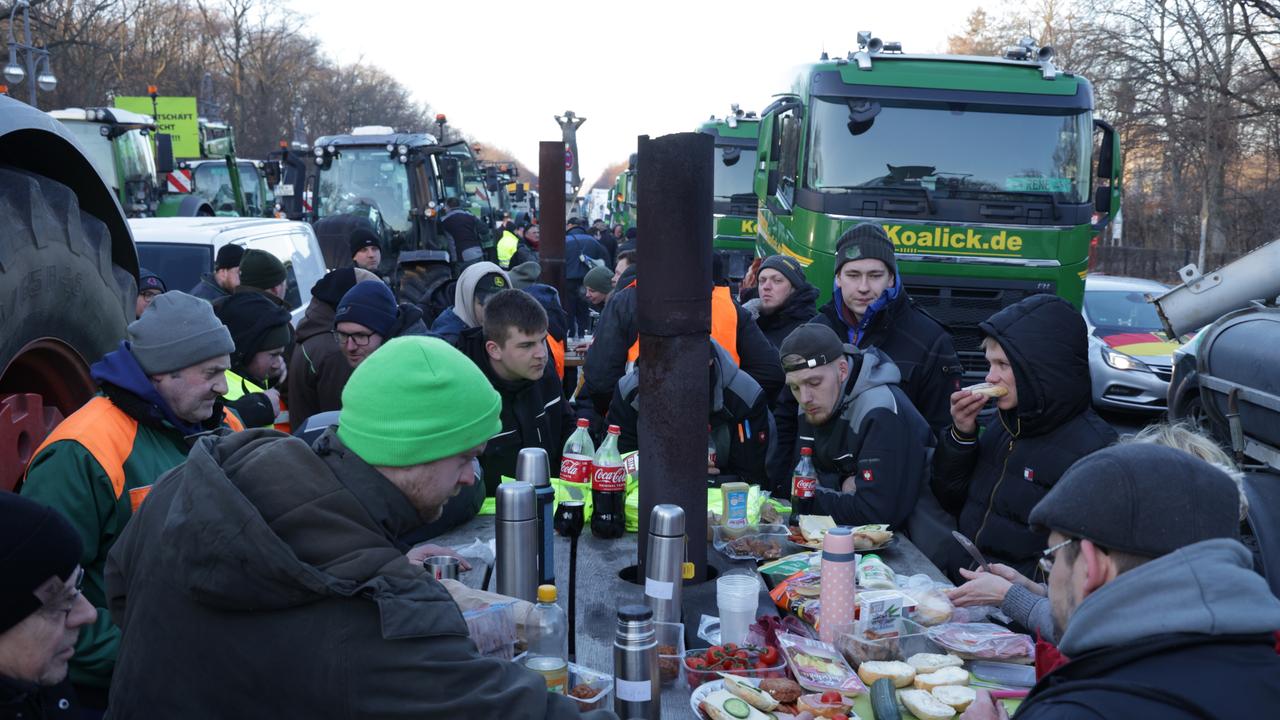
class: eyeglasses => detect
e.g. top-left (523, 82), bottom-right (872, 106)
top-left (1038, 538), bottom-right (1074, 575)
top-left (40, 567), bottom-right (85, 618)
top-left (334, 330), bottom-right (375, 347)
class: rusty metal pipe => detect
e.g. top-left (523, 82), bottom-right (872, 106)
top-left (635, 132), bottom-right (713, 581)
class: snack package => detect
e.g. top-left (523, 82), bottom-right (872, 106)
top-left (758, 551), bottom-right (819, 585)
top-left (926, 622), bottom-right (1035, 662)
top-left (776, 632), bottom-right (869, 695)
top-left (768, 570), bottom-right (822, 626)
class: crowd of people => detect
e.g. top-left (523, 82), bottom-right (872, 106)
top-left (4, 218), bottom-right (1278, 719)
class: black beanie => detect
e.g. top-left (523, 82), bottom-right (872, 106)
top-left (835, 223), bottom-right (897, 276)
top-left (238, 249), bottom-right (287, 290)
top-left (759, 255), bottom-right (807, 290)
top-left (348, 228), bottom-right (380, 259)
top-left (0, 493), bottom-right (83, 633)
top-left (311, 268), bottom-right (360, 307)
top-left (215, 243), bottom-right (245, 270)
top-left (214, 292), bottom-right (293, 371)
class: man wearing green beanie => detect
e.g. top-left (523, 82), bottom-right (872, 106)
top-left (227, 248), bottom-right (290, 311)
top-left (103, 338), bottom-right (615, 719)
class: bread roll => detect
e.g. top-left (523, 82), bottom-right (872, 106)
top-left (899, 689), bottom-right (957, 720)
top-left (933, 685), bottom-right (978, 712)
top-left (963, 382), bottom-right (1008, 398)
top-left (913, 666), bottom-right (970, 691)
top-left (722, 673), bottom-right (779, 711)
top-left (857, 660), bottom-right (915, 688)
top-left (906, 652), bottom-right (964, 674)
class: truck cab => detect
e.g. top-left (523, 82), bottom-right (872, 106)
top-left (698, 106), bottom-right (761, 282)
top-left (180, 158), bottom-right (275, 217)
top-left (754, 35), bottom-right (1122, 381)
top-left (310, 125), bottom-right (449, 265)
top-left (49, 107), bottom-right (164, 217)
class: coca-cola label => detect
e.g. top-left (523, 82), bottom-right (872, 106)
top-left (560, 454), bottom-right (592, 484)
top-left (592, 464), bottom-right (627, 492)
top-left (793, 474), bottom-right (817, 499)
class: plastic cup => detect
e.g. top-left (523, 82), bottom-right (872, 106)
top-left (716, 574), bottom-right (759, 645)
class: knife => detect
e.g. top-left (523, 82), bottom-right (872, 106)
top-left (952, 530), bottom-right (991, 573)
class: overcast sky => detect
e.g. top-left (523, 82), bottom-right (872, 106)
top-left (292, 0), bottom-right (986, 184)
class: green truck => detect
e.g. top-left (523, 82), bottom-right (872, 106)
top-left (610, 155), bottom-right (637, 231)
top-left (698, 105), bottom-right (761, 282)
top-left (754, 34), bottom-right (1122, 380)
top-left (48, 107), bottom-right (214, 217)
top-left (179, 120), bottom-right (276, 217)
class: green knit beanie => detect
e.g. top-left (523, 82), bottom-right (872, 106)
top-left (338, 336), bottom-right (501, 467)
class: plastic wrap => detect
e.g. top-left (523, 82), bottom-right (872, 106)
top-left (926, 622), bottom-right (1035, 662)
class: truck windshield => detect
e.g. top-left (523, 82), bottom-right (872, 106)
top-left (117, 129), bottom-right (156, 184)
top-left (317, 147), bottom-right (412, 232)
top-left (61, 121), bottom-right (119, 190)
top-left (192, 163), bottom-right (245, 213)
top-left (806, 98), bottom-right (1091, 203)
top-left (714, 145), bottom-right (758, 201)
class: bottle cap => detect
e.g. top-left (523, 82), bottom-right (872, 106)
top-left (617, 604), bottom-right (652, 622)
top-left (577, 418), bottom-right (590, 428)
top-left (800, 447), bottom-right (813, 456)
top-left (607, 424), bottom-right (621, 434)
top-left (537, 584), bottom-right (557, 603)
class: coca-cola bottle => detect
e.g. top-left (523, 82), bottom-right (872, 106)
top-left (560, 418), bottom-right (595, 484)
top-left (789, 447), bottom-right (818, 524)
top-left (590, 425), bottom-right (626, 539)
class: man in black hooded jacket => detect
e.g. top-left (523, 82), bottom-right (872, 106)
top-left (932, 294), bottom-right (1117, 582)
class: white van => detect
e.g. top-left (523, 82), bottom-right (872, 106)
top-left (129, 217), bottom-right (327, 325)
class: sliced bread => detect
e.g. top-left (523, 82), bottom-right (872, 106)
top-left (906, 652), bottom-right (964, 674)
top-left (857, 660), bottom-right (916, 688)
top-left (933, 685), bottom-right (978, 712)
top-left (914, 666), bottom-right (971, 691)
top-left (898, 689), bottom-right (957, 720)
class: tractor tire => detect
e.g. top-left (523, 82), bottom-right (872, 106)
top-left (0, 163), bottom-right (134, 491)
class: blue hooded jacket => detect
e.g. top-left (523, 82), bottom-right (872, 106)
top-left (91, 341), bottom-right (214, 437)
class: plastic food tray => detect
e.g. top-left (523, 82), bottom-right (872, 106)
top-left (837, 618), bottom-right (941, 666)
top-left (712, 524), bottom-right (806, 561)
top-left (514, 653), bottom-right (613, 711)
top-left (656, 621), bottom-right (686, 688)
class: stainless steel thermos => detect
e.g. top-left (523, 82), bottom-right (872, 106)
top-left (642, 504), bottom-right (684, 624)
top-left (495, 481), bottom-right (538, 602)
top-left (613, 604), bottom-right (660, 720)
top-left (516, 447), bottom-right (556, 586)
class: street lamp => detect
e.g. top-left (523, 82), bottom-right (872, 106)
top-left (6, 0), bottom-right (57, 106)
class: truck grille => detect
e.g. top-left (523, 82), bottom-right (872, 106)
top-left (904, 277), bottom-right (1055, 383)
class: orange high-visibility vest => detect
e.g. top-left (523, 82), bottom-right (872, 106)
top-left (549, 336), bottom-right (566, 378)
top-left (627, 284), bottom-right (740, 365)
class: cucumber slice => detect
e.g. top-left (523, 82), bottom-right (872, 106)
top-left (723, 697), bottom-right (751, 719)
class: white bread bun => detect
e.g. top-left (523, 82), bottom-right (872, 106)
top-left (963, 382), bottom-right (1008, 398)
top-left (906, 653), bottom-right (964, 674)
top-left (933, 685), bottom-right (978, 712)
top-left (899, 689), bottom-right (957, 720)
top-left (857, 660), bottom-right (916, 688)
top-left (721, 673), bottom-right (779, 711)
top-left (913, 666), bottom-right (971, 691)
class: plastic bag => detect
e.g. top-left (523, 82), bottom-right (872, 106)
top-left (453, 538), bottom-right (494, 567)
top-left (897, 573), bottom-right (954, 626)
top-left (925, 622), bottom-right (1035, 662)
top-left (777, 632), bottom-right (869, 695)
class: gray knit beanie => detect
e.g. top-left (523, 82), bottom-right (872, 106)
top-left (128, 291), bottom-right (235, 375)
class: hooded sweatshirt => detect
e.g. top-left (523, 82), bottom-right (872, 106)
top-left (742, 280), bottom-right (821, 350)
top-left (932, 295), bottom-right (1117, 580)
top-left (1017, 539), bottom-right (1280, 718)
top-left (287, 297), bottom-right (350, 430)
top-left (785, 347), bottom-right (936, 530)
top-left (104, 429), bottom-right (612, 719)
top-left (19, 343), bottom-right (238, 692)
top-left (430, 262), bottom-right (511, 344)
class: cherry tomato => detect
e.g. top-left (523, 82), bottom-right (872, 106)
top-left (760, 646), bottom-right (780, 665)
top-left (733, 650), bottom-right (748, 660)
top-left (724, 643), bottom-right (739, 654)
top-left (755, 660), bottom-right (769, 670)
top-left (821, 690), bottom-right (842, 704)
top-left (688, 657), bottom-right (706, 670)
top-left (834, 715), bottom-right (849, 720)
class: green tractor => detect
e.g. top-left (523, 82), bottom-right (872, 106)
top-left (698, 104), bottom-right (761, 282)
top-left (754, 33), bottom-right (1122, 381)
top-left (176, 119), bottom-right (276, 217)
top-left (47, 107), bottom-right (213, 217)
top-left (610, 154), bottom-right (637, 231)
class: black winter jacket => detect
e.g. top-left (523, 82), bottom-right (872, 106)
top-left (459, 327), bottom-right (575, 495)
top-left (104, 429), bottom-right (609, 720)
top-left (440, 209), bottom-right (484, 264)
top-left (741, 282), bottom-right (820, 350)
top-left (811, 277), bottom-right (962, 433)
top-left (607, 341), bottom-right (772, 485)
top-left (584, 272), bottom-right (784, 416)
top-left (784, 348), bottom-right (936, 530)
top-left (0, 677), bottom-right (77, 720)
top-left (931, 294), bottom-right (1116, 581)
top-left (188, 273), bottom-right (229, 302)
top-left (288, 298), bottom-right (349, 430)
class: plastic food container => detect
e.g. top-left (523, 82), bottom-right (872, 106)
top-left (515, 654), bottom-right (612, 711)
top-left (655, 621), bottom-right (686, 688)
top-left (712, 524), bottom-right (804, 561)
top-left (462, 601), bottom-right (517, 660)
top-left (837, 618), bottom-right (941, 666)
top-left (682, 648), bottom-right (788, 690)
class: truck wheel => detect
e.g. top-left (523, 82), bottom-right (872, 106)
top-left (0, 164), bottom-right (133, 492)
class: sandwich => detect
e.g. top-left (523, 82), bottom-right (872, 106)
top-left (856, 660), bottom-right (915, 688)
top-left (913, 666), bottom-right (970, 691)
top-left (963, 382), bottom-right (1008, 398)
top-left (898, 688), bottom-right (958, 720)
top-left (906, 653), bottom-right (965, 674)
top-left (932, 685), bottom-right (978, 712)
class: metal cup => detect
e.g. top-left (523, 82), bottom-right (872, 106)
top-left (424, 555), bottom-right (460, 580)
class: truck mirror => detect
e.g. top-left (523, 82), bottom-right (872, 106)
top-left (263, 160), bottom-right (281, 188)
top-left (1094, 185), bottom-right (1112, 215)
top-left (485, 166), bottom-right (500, 192)
top-left (155, 134), bottom-right (175, 175)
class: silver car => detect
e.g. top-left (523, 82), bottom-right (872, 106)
top-left (1083, 275), bottom-right (1178, 414)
